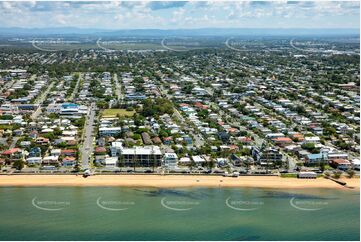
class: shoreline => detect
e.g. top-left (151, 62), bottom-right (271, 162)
top-left (0, 175), bottom-right (359, 189)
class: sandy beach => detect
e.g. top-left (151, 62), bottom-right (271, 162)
top-left (0, 175), bottom-right (359, 189)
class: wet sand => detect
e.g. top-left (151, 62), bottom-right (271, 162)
top-left (0, 175), bottom-right (359, 189)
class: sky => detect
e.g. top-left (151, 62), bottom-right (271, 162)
top-left (0, 1), bottom-right (359, 29)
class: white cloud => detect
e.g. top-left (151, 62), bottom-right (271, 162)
top-left (0, 1), bottom-right (358, 29)
top-left (53, 14), bottom-right (68, 25)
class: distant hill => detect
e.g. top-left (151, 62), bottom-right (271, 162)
top-left (0, 27), bottom-right (359, 37)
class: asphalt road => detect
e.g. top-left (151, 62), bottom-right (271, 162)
top-left (9, 137), bottom-right (19, 149)
top-left (80, 102), bottom-right (96, 169)
top-left (113, 73), bottom-right (123, 101)
top-left (1, 79), bottom-right (15, 93)
top-left (31, 81), bottom-right (55, 120)
top-left (173, 107), bottom-right (204, 147)
top-left (67, 73), bottom-right (81, 102)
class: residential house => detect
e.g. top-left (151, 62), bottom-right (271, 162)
top-left (330, 159), bottom-right (351, 170)
top-left (163, 153), bottom-right (178, 168)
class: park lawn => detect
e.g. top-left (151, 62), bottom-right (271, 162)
top-left (280, 173), bottom-right (298, 178)
top-left (102, 109), bottom-right (135, 118)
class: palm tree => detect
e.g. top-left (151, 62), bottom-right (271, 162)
top-left (73, 163), bottom-right (81, 173)
top-left (133, 149), bottom-right (136, 172)
top-left (245, 157), bottom-right (252, 173)
top-left (207, 158), bottom-right (215, 172)
top-left (119, 154), bottom-right (124, 168)
top-left (285, 157), bottom-right (289, 171)
top-left (189, 160), bottom-right (196, 173)
top-left (151, 146), bottom-right (156, 172)
top-left (319, 153), bottom-right (327, 172)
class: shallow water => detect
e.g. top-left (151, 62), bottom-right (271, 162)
top-left (0, 187), bottom-right (359, 240)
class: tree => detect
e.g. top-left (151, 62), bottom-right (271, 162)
top-left (152, 148), bottom-right (156, 172)
top-left (319, 154), bottom-right (327, 172)
top-left (189, 160), bottom-right (196, 172)
top-left (119, 155), bottom-right (124, 168)
top-left (141, 98), bottom-right (173, 117)
top-left (320, 161), bottom-right (326, 172)
top-left (183, 83), bottom-right (194, 94)
top-left (0, 115), bottom-right (13, 120)
top-left (333, 171), bottom-right (342, 179)
top-left (334, 140), bottom-right (351, 150)
top-left (301, 142), bottom-right (319, 154)
top-left (301, 142), bottom-right (315, 150)
top-left (133, 150), bottom-right (137, 172)
top-left (159, 129), bottom-right (169, 138)
top-left (42, 132), bottom-right (55, 141)
top-left (324, 127), bottom-right (336, 136)
top-left (132, 133), bottom-right (141, 140)
top-left (346, 169), bottom-right (355, 178)
top-left (53, 127), bottom-right (62, 136)
top-left (48, 113), bottom-right (59, 119)
top-left (13, 160), bottom-right (24, 171)
top-left (240, 148), bottom-right (251, 156)
top-left (207, 159), bottom-right (215, 171)
top-left (96, 100), bottom-right (108, 109)
top-left (73, 163), bottom-right (81, 173)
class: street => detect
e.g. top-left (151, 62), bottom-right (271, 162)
top-left (67, 73), bottom-right (81, 102)
top-left (31, 81), bottom-right (55, 120)
top-left (80, 102), bottom-right (96, 169)
top-left (113, 73), bottom-right (123, 101)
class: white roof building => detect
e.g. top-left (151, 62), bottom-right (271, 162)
top-left (303, 136), bottom-right (321, 143)
top-left (26, 157), bottom-right (42, 164)
top-left (121, 146), bottom-right (162, 156)
top-left (104, 157), bottom-right (118, 167)
top-left (192, 155), bottom-right (205, 164)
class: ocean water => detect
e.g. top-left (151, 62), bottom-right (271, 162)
top-left (0, 187), bottom-right (359, 241)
